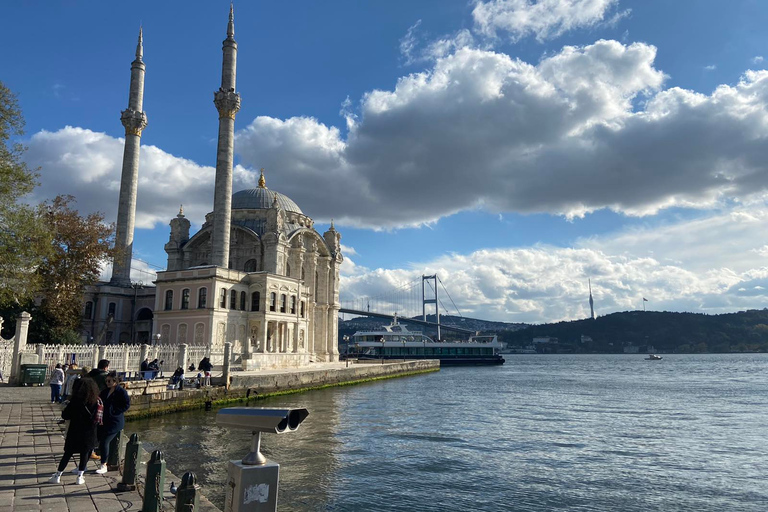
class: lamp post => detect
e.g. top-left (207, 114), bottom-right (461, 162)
top-left (380, 338), bottom-right (386, 365)
top-left (155, 333), bottom-right (161, 346)
top-left (343, 335), bottom-right (350, 367)
top-left (402, 339), bottom-right (407, 361)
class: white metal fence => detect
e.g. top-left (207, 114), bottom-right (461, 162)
top-left (2, 342), bottom-right (225, 380)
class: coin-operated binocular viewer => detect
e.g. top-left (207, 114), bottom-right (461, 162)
top-left (217, 407), bottom-right (309, 512)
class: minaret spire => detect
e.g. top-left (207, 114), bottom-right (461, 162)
top-left (111, 26), bottom-right (148, 285)
top-left (588, 279), bottom-right (596, 320)
top-left (211, 5), bottom-right (241, 268)
top-left (136, 26), bottom-right (143, 60)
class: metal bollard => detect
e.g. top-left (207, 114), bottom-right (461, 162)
top-left (142, 450), bottom-right (166, 512)
top-left (117, 433), bottom-right (141, 492)
top-left (108, 430), bottom-right (125, 471)
top-left (175, 471), bottom-right (200, 512)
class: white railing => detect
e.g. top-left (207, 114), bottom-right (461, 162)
top-left (0, 340), bottom-right (13, 382)
top-left (0, 342), bottom-right (217, 380)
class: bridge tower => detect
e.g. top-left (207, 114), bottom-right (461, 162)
top-left (422, 274), bottom-right (441, 340)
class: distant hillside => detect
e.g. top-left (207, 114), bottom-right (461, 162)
top-left (338, 314), bottom-right (526, 341)
top-left (499, 309), bottom-right (768, 353)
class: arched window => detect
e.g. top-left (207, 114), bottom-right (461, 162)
top-left (220, 288), bottom-right (227, 308)
top-left (240, 291), bottom-right (246, 310)
top-left (286, 263), bottom-right (291, 277)
top-left (84, 301), bottom-right (93, 319)
top-left (315, 271), bottom-right (319, 298)
top-left (164, 291), bottom-right (173, 311)
top-left (251, 291), bottom-right (260, 311)
top-left (290, 296), bottom-right (296, 314)
top-left (230, 290), bottom-right (237, 309)
top-left (280, 294), bottom-right (286, 313)
top-left (269, 292), bottom-right (276, 312)
top-left (108, 302), bottom-right (116, 317)
top-left (244, 258), bottom-right (258, 272)
top-left (301, 266), bottom-right (305, 280)
top-left (181, 289), bottom-right (190, 310)
top-left (198, 288), bottom-right (207, 309)
top-left (300, 301), bottom-right (305, 318)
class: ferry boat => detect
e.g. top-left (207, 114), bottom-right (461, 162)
top-left (346, 316), bottom-right (505, 366)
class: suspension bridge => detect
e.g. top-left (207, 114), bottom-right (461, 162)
top-left (339, 275), bottom-right (474, 337)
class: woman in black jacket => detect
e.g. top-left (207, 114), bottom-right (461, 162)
top-left (49, 377), bottom-right (100, 485)
top-left (95, 372), bottom-right (131, 474)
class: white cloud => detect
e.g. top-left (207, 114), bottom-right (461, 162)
top-left (471, 0), bottom-right (627, 42)
top-left (753, 56), bottom-right (764, 64)
top-left (341, 204), bottom-right (768, 323)
top-left (27, 41), bottom-right (768, 237)
top-left (32, 40), bottom-right (768, 235)
top-left (24, 126), bottom-right (259, 230)
top-left (704, 64), bottom-right (716, 71)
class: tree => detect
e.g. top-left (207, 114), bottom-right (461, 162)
top-left (0, 82), bottom-right (51, 304)
top-left (35, 195), bottom-right (115, 339)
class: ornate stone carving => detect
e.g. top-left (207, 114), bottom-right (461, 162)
top-left (177, 323), bottom-right (188, 344)
top-left (214, 89), bottom-right (241, 119)
top-left (121, 108), bottom-right (148, 136)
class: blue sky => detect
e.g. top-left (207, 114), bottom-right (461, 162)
top-left (5, 0), bottom-right (768, 323)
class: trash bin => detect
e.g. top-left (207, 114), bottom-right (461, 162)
top-left (20, 364), bottom-right (48, 386)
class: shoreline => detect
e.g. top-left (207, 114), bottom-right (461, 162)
top-left (125, 360), bottom-right (439, 421)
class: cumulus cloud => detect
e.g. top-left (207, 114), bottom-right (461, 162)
top-left (26, 40), bottom-right (768, 234)
top-left (471, 0), bottom-right (627, 42)
top-left (341, 205), bottom-right (768, 323)
top-left (236, 39), bottom-right (768, 227)
top-left (24, 126), bottom-right (259, 230)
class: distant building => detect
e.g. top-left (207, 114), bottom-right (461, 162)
top-left (580, 335), bottom-right (592, 344)
top-left (533, 336), bottom-right (559, 344)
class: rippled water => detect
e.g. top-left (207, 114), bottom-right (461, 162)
top-left (131, 354), bottom-right (768, 511)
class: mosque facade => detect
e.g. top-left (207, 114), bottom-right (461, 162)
top-left (81, 7), bottom-right (342, 368)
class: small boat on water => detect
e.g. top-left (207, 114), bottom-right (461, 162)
top-left (347, 316), bottom-right (505, 366)
top-left (645, 354), bottom-right (663, 360)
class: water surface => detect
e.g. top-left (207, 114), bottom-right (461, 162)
top-left (131, 354), bottom-right (768, 511)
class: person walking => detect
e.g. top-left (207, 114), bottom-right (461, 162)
top-left (95, 372), bottom-right (130, 474)
top-left (49, 377), bottom-right (101, 485)
top-left (88, 359), bottom-right (110, 392)
top-left (50, 364), bottom-right (65, 403)
top-left (62, 363), bottom-right (79, 403)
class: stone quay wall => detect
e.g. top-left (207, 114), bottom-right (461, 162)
top-left (125, 360), bottom-right (440, 420)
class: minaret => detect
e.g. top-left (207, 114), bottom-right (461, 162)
top-left (588, 279), bottom-right (596, 320)
top-left (211, 4), bottom-right (241, 268)
top-left (111, 28), bottom-right (148, 285)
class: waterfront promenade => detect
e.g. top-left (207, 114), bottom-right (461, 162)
top-left (0, 385), bottom-right (143, 512)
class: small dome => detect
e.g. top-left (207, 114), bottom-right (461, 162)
top-left (231, 187), bottom-right (303, 214)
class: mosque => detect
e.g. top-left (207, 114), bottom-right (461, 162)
top-left (81, 6), bottom-right (342, 368)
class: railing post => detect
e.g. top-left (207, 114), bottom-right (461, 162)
top-left (117, 433), bottom-right (141, 491)
top-left (140, 344), bottom-right (150, 366)
top-left (10, 311), bottom-right (31, 384)
top-left (175, 471), bottom-right (200, 512)
top-left (107, 430), bottom-right (124, 471)
top-left (178, 343), bottom-right (188, 370)
top-left (223, 342), bottom-right (232, 386)
top-left (142, 450), bottom-right (166, 512)
top-left (36, 344), bottom-right (44, 365)
top-left (123, 344), bottom-right (130, 373)
top-left (98, 345), bottom-right (107, 364)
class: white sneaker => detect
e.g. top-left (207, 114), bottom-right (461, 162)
top-left (95, 465), bottom-right (108, 474)
top-left (76, 475), bottom-right (85, 485)
top-left (48, 472), bottom-right (61, 484)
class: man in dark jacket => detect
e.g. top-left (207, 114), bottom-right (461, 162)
top-left (88, 359), bottom-right (110, 392)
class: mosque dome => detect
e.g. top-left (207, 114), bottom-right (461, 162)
top-left (231, 169), bottom-right (303, 214)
